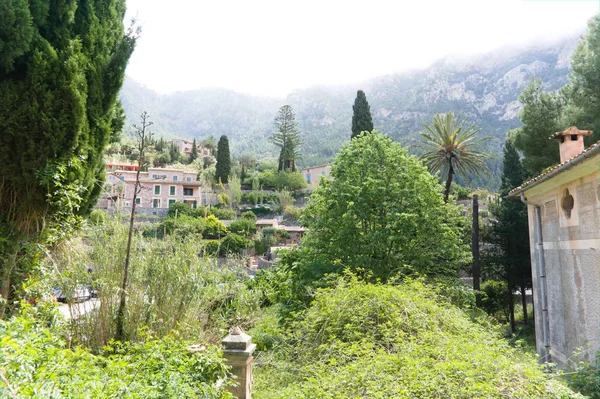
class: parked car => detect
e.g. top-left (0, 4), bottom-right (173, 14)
top-left (52, 285), bottom-right (91, 303)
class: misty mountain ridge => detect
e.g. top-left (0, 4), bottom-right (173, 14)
top-left (119, 35), bottom-right (580, 189)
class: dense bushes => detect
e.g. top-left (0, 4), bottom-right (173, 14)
top-left (253, 277), bottom-right (581, 398)
top-left (258, 170), bottom-right (307, 191)
top-left (0, 305), bottom-right (233, 398)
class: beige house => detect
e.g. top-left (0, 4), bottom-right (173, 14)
top-left (301, 164), bottom-right (331, 190)
top-left (99, 167), bottom-right (209, 214)
top-left (170, 138), bottom-right (211, 157)
top-left (509, 127), bottom-right (600, 364)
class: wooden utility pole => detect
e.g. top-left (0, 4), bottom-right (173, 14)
top-left (472, 194), bottom-right (481, 306)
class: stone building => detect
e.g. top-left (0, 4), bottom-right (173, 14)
top-left (509, 127), bottom-right (600, 364)
top-left (98, 166), bottom-right (211, 215)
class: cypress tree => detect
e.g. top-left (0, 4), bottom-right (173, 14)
top-left (189, 138), bottom-right (199, 164)
top-left (215, 135), bottom-right (231, 184)
top-left (0, 0), bottom-right (136, 314)
top-left (351, 90), bottom-right (374, 139)
top-left (489, 140), bottom-right (531, 331)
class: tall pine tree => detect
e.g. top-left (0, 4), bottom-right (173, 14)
top-left (215, 135), bottom-right (231, 184)
top-left (488, 140), bottom-right (531, 331)
top-left (351, 90), bottom-right (374, 139)
top-left (271, 105), bottom-right (302, 172)
top-left (0, 0), bottom-right (136, 315)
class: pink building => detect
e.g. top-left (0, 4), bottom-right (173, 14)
top-left (99, 167), bottom-right (208, 214)
top-left (301, 164), bottom-right (332, 190)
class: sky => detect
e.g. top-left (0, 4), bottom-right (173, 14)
top-left (124, 0), bottom-right (599, 97)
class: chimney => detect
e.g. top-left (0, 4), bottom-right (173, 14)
top-left (551, 127), bottom-right (592, 163)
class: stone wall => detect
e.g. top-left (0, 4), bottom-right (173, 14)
top-left (526, 171), bottom-right (600, 364)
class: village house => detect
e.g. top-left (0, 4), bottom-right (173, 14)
top-left (170, 138), bottom-right (212, 157)
top-left (301, 164), bottom-right (331, 190)
top-left (98, 166), bottom-right (210, 215)
top-left (509, 127), bottom-right (600, 364)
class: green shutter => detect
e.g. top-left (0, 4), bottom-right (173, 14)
top-left (154, 185), bottom-right (160, 195)
top-left (170, 186), bottom-right (175, 195)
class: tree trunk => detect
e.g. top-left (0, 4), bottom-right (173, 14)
top-left (509, 283), bottom-right (516, 333)
top-left (444, 167), bottom-right (454, 203)
top-left (521, 283), bottom-right (529, 325)
top-left (472, 194), bottom-right (481, 306)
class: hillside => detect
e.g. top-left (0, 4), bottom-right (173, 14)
top-left (119, 36), bottom-right (579, 189)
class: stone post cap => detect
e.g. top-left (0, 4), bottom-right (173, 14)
top-left (222, 327), bottom-right (256, 355)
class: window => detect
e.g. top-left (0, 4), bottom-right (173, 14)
top-left (183, 188), bottom-right (193, 196)
top-left (306, 174), bottom-right (311, 183)
top-left (153, 198), bottom-right (161, 208)
top-left (186, 176), bottom-right (192, 182)
top-left (173, 175), bottom-right (178, 181)
top-left (192, 200), bottom-right (197, 209)
top-left (152, 174), bottom-right (157, 179)
top-left (168, 199), bottom-right (176, 206)
top-left (170, 186), bottom-right (176, 195)
top-left (135, 198), bottom-right (141, 205)
top-left (154, 185), bottom-right (160, 195)
top-left (571, 135), bottom-right (578, 141)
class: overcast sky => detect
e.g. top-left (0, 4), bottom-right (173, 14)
top-left (124, 0), bottom-right (599, 97)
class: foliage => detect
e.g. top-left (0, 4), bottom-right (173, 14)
top-left (228, 218), bottom-right (257, 238)
top-left (480, 280), bottom-right (512, 321)
top-left (420, 112), bottom-right (491, 202)
top-left (215, 135), bottom-right (231, 184)
top-left (168, 201), bottom-right (194, 217)
top-left (241, 211), bottom-right (258, 221)
top-left (510, 78), bottom-right (566, 175)
top-left (259, 169), bottom-right (308, 191)
top-left (52, 220), bottom-right (261, 347)
top-left (217, 191), bottom-right (230, 207)
top-left (89, 210), bottom-right (107, 226)
top-left (254, 276), bottom-right (581, 398)
top-left (228, 176), bottom-right (242, 209)
top-left (484, 140), bottom-right (531, 328)
top-left (219, 233), bottom-right (252, 256)
top-left (210, 207), bottom-right (237, 220)
top-left (282, 205), bottom-right (302, 224)
top-left (566, 14), bottom-right (600, 145)
top-left (189, 138), bottom-right (199, 163)
top-left (271, 105), bottom-right (302, 171)
top-left (0, 305), bottom-right (233, 398)
top-left (0, 0), bottom-right (136, 313)
top-left (351, 90), bottom-right (374, 139)
top-left (203, 215), bottom-right (228, 239)
top-left (299, 133), bottom-right (470, 284)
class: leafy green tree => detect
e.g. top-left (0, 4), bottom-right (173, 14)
top-left (419, 112), bottom-right (490, 203)
top-left (566, 14), bottom-right (600, 144)
top-left (0, 0), bottom-right (136, 314)
top-left (215, 135), bottom-right (231, 183)
top-left (510, 79), bottom-right (565, 175)
top-left (350, 90), bottom-right (374, 139)
top-left (201, 135), bottom-right (217, 155)
top-left (485, 140), bottom-right (531, 331)
top-left (299, 133), bottom-right (470, 284)
top-left (271, 105), bottom-right (302, 172)
top-left (189, 138), bottom-right (199, 164)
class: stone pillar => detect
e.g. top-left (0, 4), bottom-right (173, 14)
top-left (222, 327), bottom-right (256, 399)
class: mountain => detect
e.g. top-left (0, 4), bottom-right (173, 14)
top-left (119, 36), bottom-right (579, 190)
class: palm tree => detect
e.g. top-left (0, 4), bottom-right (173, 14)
top-left (419, 112), bottom-right (490, 203)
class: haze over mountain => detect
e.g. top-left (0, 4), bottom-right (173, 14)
top-left (119, 36), bottom-right (579, 190)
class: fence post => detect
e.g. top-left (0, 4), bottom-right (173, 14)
top-left (222, 327), bottom-right (256, 399)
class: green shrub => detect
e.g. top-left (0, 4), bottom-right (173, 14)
top-left (0, 305), bottom-right (233, 398)
top-left (480, 279), bottom-right (511, 320)
top-left (89, 209), bottom-right (107, 225)
top-left (204, 215), bottom-right (228, 239)
top-left (245, 206), bottom-right (272, 217)
top-left (241, 211), bottom-right (257, 221)
top-left (210, 207), bottom-right (237, 220)
top-left (228, 218), bottom-right (257, 238)
top-left (259, 170), bottom-right (307, 191)
top-left (203, 240), bottom-right (221, 256)
top-left (282, 205), bottom-right (302, 223)
top-left (167, 202), bottom-right (193, 217)
top-left (219, 233), bottom-right (251, 256)
top-left (254, 276), bottom-right (580, 398)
